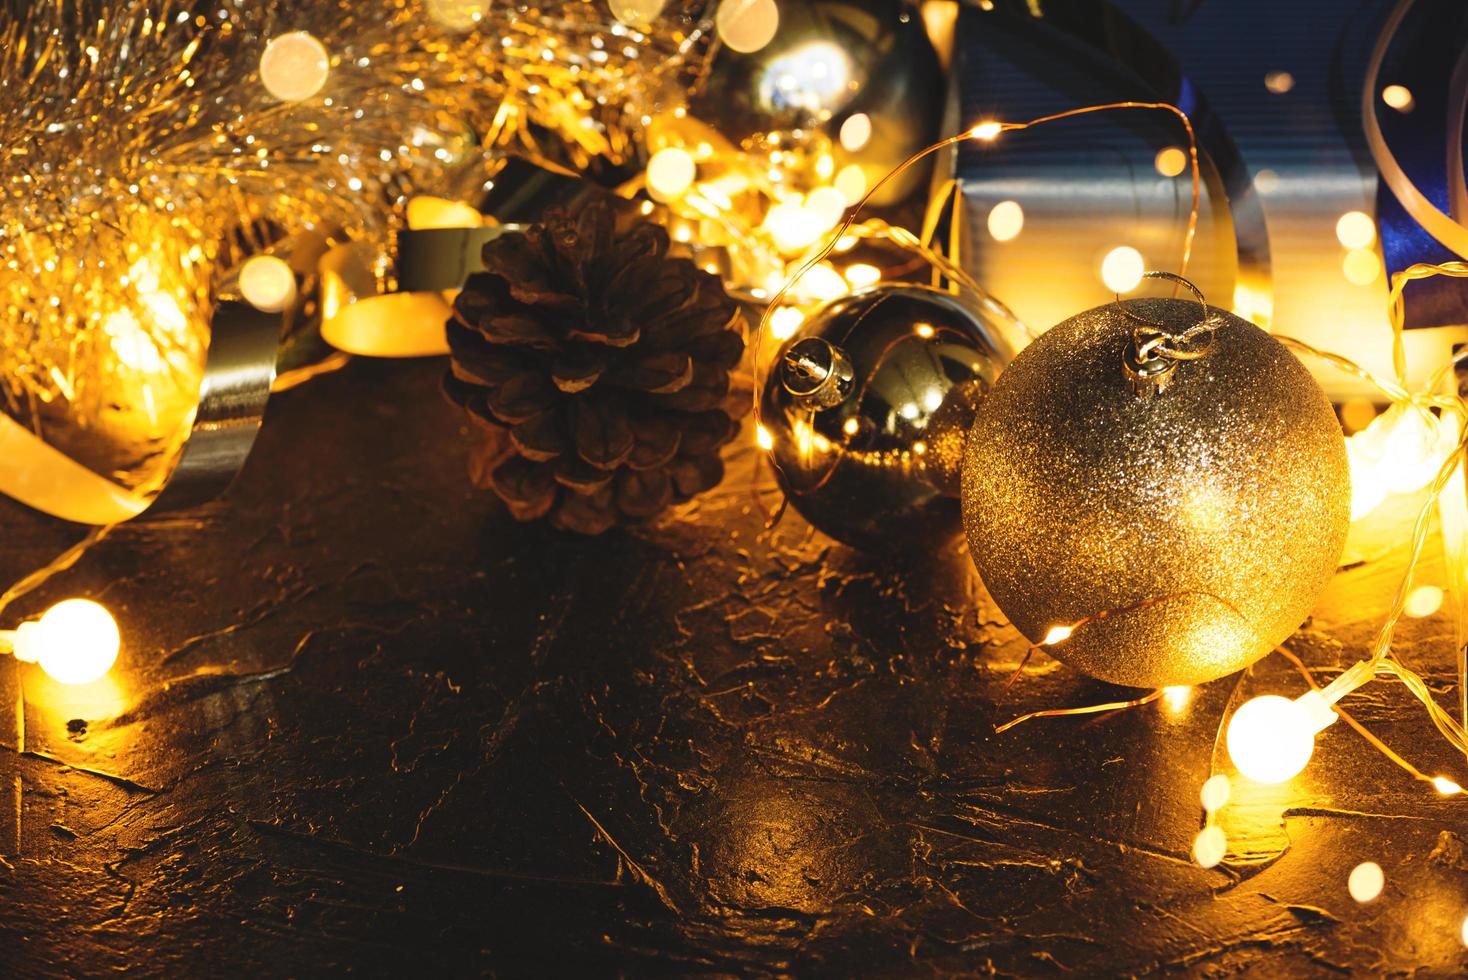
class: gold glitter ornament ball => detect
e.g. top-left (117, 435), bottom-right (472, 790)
top-left (962, 298), bottom-right (1350, 688)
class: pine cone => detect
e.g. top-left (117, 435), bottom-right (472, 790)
top-left (445, 198), bottom-right (747, 535)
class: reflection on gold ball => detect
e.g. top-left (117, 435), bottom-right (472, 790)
top-left (963, 298), bottom-right (1350, 688)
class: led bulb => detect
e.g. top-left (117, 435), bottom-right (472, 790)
top-left (14, 599), bottom-right (121, 685)
top-left (260, 32), bottom-right (330, 102)
top-left (239, 255), bottom-right (298, 313)
top-left (1226, 693), bottom-right (1336, 784)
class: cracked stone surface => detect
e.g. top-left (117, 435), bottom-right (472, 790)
top-left (1, 358), bottom-right (1467, 976)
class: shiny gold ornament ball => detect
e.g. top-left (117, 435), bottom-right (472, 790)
top-left (962, 298), bottom-right (1351, 688)
top-left (692, 0), bottom-right (945, 206)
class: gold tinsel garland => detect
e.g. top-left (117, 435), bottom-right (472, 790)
top-left (0, 0), bottom-right (710, 495)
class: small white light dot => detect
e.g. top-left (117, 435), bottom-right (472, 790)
top-left (609, 0), bottom-right (667, 27)
top-left (769, 306), bottom-right (804, 340)
top-left (1348, 861), bottom-right (1384, 903)
top-left (1200, 775), bottom-right (1231, 813)
top-left (239, 255), bottom-right (297, 313)
top-left (844, 263), bottom-right (880, 288)
top-left (987, 200), bottom-right (1024, 242)
top-left (646, 147), bottom-right (696, 200)
top-left (970, 120), bottom-right (1002, 141)
top-left (716, 0), bottom-right (780, 54)
top-left (1264, 70), bottom-right (1295, 94)
top-left (1041, 625), bottom-right (1073, 645)
top-left (1100, 246), bottom-right (1145, 294)
top-left (834, 165), bottom-right (867, 205)
top-left (1154, 146), bottom-right (1188, 178)
top-left (806, 186), bottom-right (849, 231)
top-left (260, 32), bottom-right (330, 102)
top-left (1382, 84), bottom-right (1414, 111)
top-left (425, 0), bottom-right (492, 30)
top-left (1193, 825), bottom-right (1227, 869)
top-left (1343, 248), bottom-right (1381, 286)
top-left (1336, 211), bottom-right (1377, 249)
top-left (1405, 585), bottom-right (1444, 618)
top-left (840, 113), bottom-right (872, 152)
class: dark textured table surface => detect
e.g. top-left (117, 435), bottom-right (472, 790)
top-left (2, 357), bottom-right (1467, 977)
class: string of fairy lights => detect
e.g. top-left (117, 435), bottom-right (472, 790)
top-left (4, 0), bottom-right (1468, 947)
top-left (746, 93), bottom-right (1468, 931)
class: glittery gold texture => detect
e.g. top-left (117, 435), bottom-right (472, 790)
top-left (962, 298), bottom-right (1352, 689)
top-left (0, 0), bottom-right (483, 493)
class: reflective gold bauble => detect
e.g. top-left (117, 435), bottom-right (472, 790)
top-left (694, 0), bottom-right (944, 205)
top-left (962, 298), bottom-right (1351, 688)
top-left (762, 284), bottom-right (1017, 552)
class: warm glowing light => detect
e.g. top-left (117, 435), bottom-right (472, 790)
top-left (1347, 403), bottom-right (1456, 519)
top-left (1433, 775), bottom-right (1463, 795)
top-left (986, 200), bottom-right (1024, 242)
top-left (764, 201), bottom-right (826, 254)
top-left (239, 256), bottom-right (298, 313)
top-left (842, 417), bottom-right (860, 436)
top-left (1192, 826), bottom-right (1227, 869)
top-left (834, 164), bottom-right (867, 205)
top-left (840, 113), bottom-right (872, 151)
top-left (1163, 685), bottom-right (1193, 714)
top-left (407, 196), bottom-right (485, 230)
top-left (647, 147), bottom-right (697, 200)
top-left (1461, 913), bottom-right (1468, 948)
top-left (717, 0), bottom-right (780, 54)
top-left (1255, 169), bottom-right (1280, 194)
top-left (1382, 84), bottom-right (1414, 111)
top-left (609, 0), bottom-right (668, 27)
top-left (914, 323), bottom-right (935, 339)
top-left (1199, 775), bottom-right (1231, 813)
top-left (103, 308), bottom-right (164, 375)
top-left (1405, 585), bottom-right (1445, 618)
top-left (260, 32), bottom-right (331, 102)
top-left (10, 599), bottom-right (121, 685)
top-left (1041, 625), bottom-right (1073, 645)
top-left (756, 424), bottom-right (774, 451)
top-left (1348, 862), bottom-right (1384, 903)
top-left (1100, 246), bottom-right (1145, 294)
top-left (1264, 70), bottom-right (1295, 94)
top-left (844, 263), bottom-right (880, 288)
top-left (1336, 211), bottom-right (1377, 249)
top-left (1226, 693), bottom-right (1336, 784)
top-left (1154, 146), bottom-right (1188, 177)
top-left (794, 262), bottom-right (847, 302)
top-left (969, 120), bottom-right (1002, 141)
top-left (805, 186), bottom-right (848, 230)
top-left (1342, 248), bottom-right (1381, 286)
top-left (425, 0), bottom-right (492, 30)
top-left (769, 306), bottom-right (804, 340)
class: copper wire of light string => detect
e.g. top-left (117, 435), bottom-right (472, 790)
top-left (1275, 644), bottom-right (1437, 784)
top-left (993, 689), bottom-right (1165, 735)
top-left (0, 526), bottom-right (113, 623)
top-left (751, 101), bottom-right (1203, 439)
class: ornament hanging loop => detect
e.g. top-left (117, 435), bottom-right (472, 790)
top-left (1115, 271), bottom-right (1222, 398)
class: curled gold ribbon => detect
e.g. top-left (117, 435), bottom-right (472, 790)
top-left (0, 278), bottom-right (281, 525)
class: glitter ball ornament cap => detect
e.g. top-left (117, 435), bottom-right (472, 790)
top-left (962, 296), bottom-right (1351, 689)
